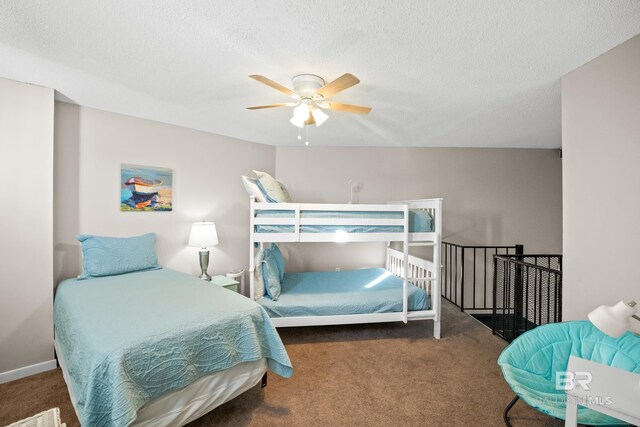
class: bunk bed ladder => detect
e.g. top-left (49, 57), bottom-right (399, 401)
top-left (249, 196), bottom-right (255, 300)
top-left (433, 233), bottom-right (441, 339)
top-left (294, 204), bottom-right (301, 242)
top-left (402, 204), bottom-right (409, 323)
top-left (408, 242), bottom-right (436, 247)
top-left (433, 198), bottom-right (442, 339)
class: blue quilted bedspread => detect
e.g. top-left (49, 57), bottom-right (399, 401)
top-left (255, 209), bottom-right (433, 233)
top-left (259, 268), bottom-right (429, 317)
top-left (54, 269), bottom-right (293, 427)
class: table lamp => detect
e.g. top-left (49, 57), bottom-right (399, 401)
top-left (588, 300), bottom-right (640, 338)
top-left (188, 221), bottom-right (218, 281)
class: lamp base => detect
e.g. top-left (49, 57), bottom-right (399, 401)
top-left (198, 271), bottom-right (212, 281)
top-left (198, 249), bottom-right (211, 281)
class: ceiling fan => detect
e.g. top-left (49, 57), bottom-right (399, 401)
top-left (247, 73), bottom-right (371, 128)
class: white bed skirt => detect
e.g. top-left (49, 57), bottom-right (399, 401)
top-left (132, 359), bottom-right (267, 426)
top-left (54, 339), bottom-right (267, 426)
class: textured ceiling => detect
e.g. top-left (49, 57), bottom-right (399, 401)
top-left (1, 1), bottom-right (639, 148)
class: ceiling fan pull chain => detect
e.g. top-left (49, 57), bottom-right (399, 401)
top-left (305, 123), bottom-right (310, 146)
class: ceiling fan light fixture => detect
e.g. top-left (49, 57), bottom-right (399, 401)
top-left (290, 114), bottom-right (307, 128)
top-left (247, 73), bottom-right (371, 132)
top-left (311, 108), bottom-right (329, 126)
top-left (293, 103), bottom-right (310, 120)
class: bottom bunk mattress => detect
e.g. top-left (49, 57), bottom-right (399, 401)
top-left (258, 267), bottom-right (430, 318)
top-left (54, 268), bottom-right (293, 427)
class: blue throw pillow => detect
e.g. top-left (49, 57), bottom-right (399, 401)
top-left (77, 233), bottom-right (161, 279)
top-left (262, 251), bottom-right (281, 301)
top-left (269, 244), bottom-right (286, 282)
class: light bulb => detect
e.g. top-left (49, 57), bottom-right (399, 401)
top-left (290, 115), bottom-right (306, 128)
top-left (311, 108), bottom-right (329, 126)
top-left (293, 103), bottom-right (310, 120)
top-left (305, 141), bottom-right (309, 146)
top-left (297, 135), bottom-right (301, 140)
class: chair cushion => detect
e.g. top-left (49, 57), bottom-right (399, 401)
top-left (498, 320), bottom-right (640, 425)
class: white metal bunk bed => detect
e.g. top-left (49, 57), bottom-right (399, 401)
top-left (249, 197), bottom-right (443, 339)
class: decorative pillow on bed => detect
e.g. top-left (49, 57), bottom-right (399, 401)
top-left (277, 180), bottom-right (292, 203)
top-left (76, 233), bottom-right (161, 279)
top-left (241, 175), bottom-right (267, 203)
top-left (269, 243), bottom-right (286, 282)
top-left (262, 251), bottom-right (282, 301)
top-left (254, 248), bottom-right (266, 300)
top-left (253, 170), bottom-right (291, 203)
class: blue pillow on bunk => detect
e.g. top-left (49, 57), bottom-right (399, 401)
top-left (76, 232), bottom-right (161, 279)
top-left (269, 243), bottom-right (286, 282)
top-left (262, 252), bottom-right (282, 301)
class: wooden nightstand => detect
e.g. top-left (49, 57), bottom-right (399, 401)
top-left (211, 275), bottom-right (239, 292)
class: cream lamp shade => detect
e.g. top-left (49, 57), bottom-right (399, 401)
top-left (188, 221), bottom-right (218, 248)
top-left (588, 300), bottom-right (638, 338)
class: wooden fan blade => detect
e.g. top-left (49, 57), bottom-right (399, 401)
top-left (326, 102), bottom-right (371, 114)
top-left (316, 73), bottom-right (360, 99)
top-left (249, 75), bottom-right (297, 98)
top-left (305, 114), bottom-right (316, 125)
top-left (247, 103), bottom-right (293, 110)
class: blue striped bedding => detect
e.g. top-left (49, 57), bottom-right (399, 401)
top-left (54, 269), bottom-right (292, 427)
top-left (255, 209), bottom-right (433, 233)
top-left (258, 267), bottom-right (430, 317)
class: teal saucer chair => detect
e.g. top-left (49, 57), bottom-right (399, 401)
top-left (498, 320), bottom-right (640, 426)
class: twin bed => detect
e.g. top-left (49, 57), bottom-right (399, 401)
top-left (54, 268), bottom-right (292, 426)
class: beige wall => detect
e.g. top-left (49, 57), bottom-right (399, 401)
top-left (54, 103), bottom-right (276, 292)
top-left (562, 34), bottom-right (640, 328)
top-left (275, 147), bottom-right (562, 272)
top-left (0, 79), bottom-right (55, 380)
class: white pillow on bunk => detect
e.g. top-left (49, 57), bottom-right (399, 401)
top-left (254, 248), bottom-right (266, 299)
top-left (278, 180), bottom-right (292, 203)
top-left (241, 175), bottom-right (267, 203)
top-left (253, 170), bottom-right (291, 203)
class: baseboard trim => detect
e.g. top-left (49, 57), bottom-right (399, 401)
top-left (0, 359), bottom-right (57, 384)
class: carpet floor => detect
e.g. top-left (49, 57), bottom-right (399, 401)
top-left (0, 301), bottom-right (562, 426)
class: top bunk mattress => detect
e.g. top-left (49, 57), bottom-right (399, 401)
top-left (255, 209), bottom-right (433, 234)
top-left (54, 268), bottom-right (292, 427)
top-left (258, 267), bottom-right (430, 318)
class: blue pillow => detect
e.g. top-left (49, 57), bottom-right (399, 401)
top-left (76, 233), bottom-right (161, 279)
top-left (262, 251), bottom-right (281, 301)
top-left (269, 244), bottom-right (286, 282)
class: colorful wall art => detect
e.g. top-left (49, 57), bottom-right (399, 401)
top-left (120, 164), bottom-right (173, 211)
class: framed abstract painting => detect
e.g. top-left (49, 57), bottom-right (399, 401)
top-left (120, 164), bottom-right (173, 212)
